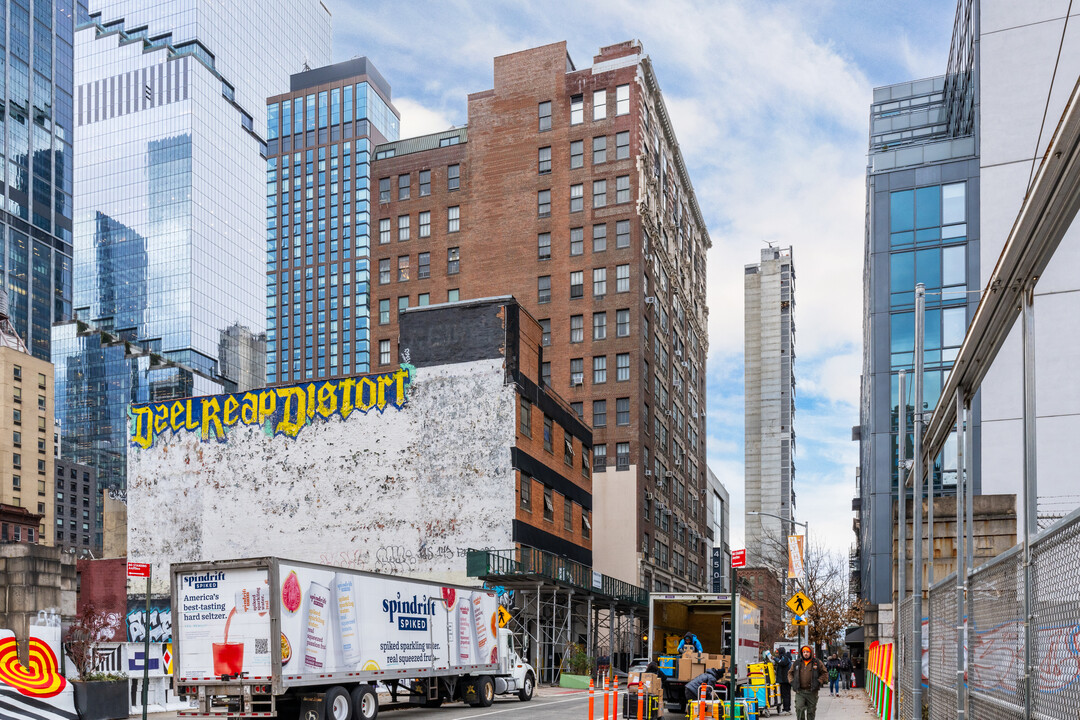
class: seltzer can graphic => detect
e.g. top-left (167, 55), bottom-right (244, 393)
top-left (454, 597), bottom-right (476, 665)
top-left (303, 581), bottom-right (331, 671)
top-left (334, 573), bottom-right (361, 665)
top-left (471, 592), bottom-right (495, 664)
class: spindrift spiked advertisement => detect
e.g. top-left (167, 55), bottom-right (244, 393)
top-left (172, 557), bottom-right (534, 719)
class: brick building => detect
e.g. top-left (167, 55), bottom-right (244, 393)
top-left (737, 567), bottom-right (785, 654)
top-left (369, 40), bottom-right (711, 592)
top-left (53, 458), bottom-right (98, 556)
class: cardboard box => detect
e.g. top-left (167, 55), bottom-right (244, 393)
top-left (677, 656), bottom-right (706, 681)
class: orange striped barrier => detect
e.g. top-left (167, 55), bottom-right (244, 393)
top-left (589, 677), bottom-right (595, 718)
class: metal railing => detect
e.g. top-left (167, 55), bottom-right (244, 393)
top-left (898, 507), bottom-right (1080, 720)
top-left (466, 546), bottom-right (648, 606)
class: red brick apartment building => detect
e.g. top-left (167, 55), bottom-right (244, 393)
top-left (371, 41), bottom-right (711, 592)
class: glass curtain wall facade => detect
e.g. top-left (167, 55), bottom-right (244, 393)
top-left (0, 0), bottom-right (84, 361)
top-left (858, 72), bottom-right (981, 607)
top-left (54, 1), bottom-right (331, 546)
top-left (266, 59), bottom-right (399, 385)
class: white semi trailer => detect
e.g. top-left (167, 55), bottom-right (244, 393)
top-left (171, 557), bottom-right (534, 719)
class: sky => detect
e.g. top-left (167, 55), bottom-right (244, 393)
top-left (325, 0), bottom-right (958, 558)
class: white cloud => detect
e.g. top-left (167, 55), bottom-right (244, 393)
top-left (393, 98), bottom-right (458, 140)
top-left (322, 0), bottom-right (953, 559)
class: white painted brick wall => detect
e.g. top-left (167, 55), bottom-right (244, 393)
top-left (128, 359), bottom-right (516, 592)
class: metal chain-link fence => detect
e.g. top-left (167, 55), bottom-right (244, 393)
top-left (893, 509), bottom-right (1080, 720)
top-left (1029, 510), bottom-right (1080, 719)
top-left (928, 573), bottom-right (956, 720)
top-left (898, 595), bottom-right (915, 720)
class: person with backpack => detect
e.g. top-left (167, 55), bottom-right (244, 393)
top-left (774, 647), bottom-right (793, 714)
top-left (839, 654), bottom-right (853, 693)
top-left (788, 645), bottom-right (828, 720)
top-left (826, 654), bottom-right (841, 696)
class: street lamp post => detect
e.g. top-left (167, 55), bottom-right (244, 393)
top-left (748, 510), bottom-right (810, 646)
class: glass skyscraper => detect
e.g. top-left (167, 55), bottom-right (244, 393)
top-left (265, 59), bottom-right (399, 385)
top-left (53, 0), bottom-right (331, 548)
top-left (0, 0), bottom-right (84, 360)
top-left (856, 68), bottom-right (981, 608)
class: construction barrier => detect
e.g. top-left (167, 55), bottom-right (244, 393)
top-left (866, 641), bottom-right (894, 719)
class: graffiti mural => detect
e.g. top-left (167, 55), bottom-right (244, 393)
top-left (129, 365), bottom-right (413, 448)
top-left (0, 627), bottom-right (77, 720)
top-left (126, 597), bottom-right (172, 643)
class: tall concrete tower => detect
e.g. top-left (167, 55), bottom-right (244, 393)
top-left (744, 246), bottom-right (796, 572)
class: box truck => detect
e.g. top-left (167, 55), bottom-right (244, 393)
top-left (171, 557), bottom-right (535, 719)
top-left (645, 593), bottom-right (761, 711)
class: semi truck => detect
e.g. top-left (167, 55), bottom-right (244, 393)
top-left (171, 557), bottom-right (535, 719)
top-left (645, 592), bottom-right (761, 711)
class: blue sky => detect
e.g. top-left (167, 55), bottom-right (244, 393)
top-left (324, 0), bottom-right (957, 556)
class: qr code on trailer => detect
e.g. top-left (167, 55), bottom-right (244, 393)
top-left (254, 638), bottom-right (269, 655)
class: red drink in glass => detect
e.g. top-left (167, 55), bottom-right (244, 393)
top-left (212, 642), bottom-right (244, 676)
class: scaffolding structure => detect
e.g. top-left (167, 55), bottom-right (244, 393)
top-left (467, 547), bottom-right (647, 684)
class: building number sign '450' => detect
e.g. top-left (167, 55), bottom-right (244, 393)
top-left (129, 366), bottom-right (413, 449)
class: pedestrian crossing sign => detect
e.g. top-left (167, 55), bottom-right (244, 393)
top-left (786, 591), bottom-right (813, 615)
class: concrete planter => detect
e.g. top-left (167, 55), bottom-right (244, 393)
top-left (72, 680), bottom-right (129, 720)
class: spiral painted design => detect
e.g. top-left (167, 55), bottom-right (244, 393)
top-left (0, 636), bottom-right (67, 698)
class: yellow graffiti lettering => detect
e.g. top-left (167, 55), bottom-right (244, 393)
top-left (201, 397), bottom-right (225, 441)
top-left (185, 399), bottom-right (199, 431)
top-left (169, 401), bottom-right (186, 432)
top-left (131, 407), bottom-right (154, 449)
top-left (151, 404), bottom-right (167, 435)
top-left (317, 381), bottom-right (337, 419)
top-left (338, 378), bottom-right (356, 420)
top-left (392, 368), bottom-right (410, 407)
top-left (306, 383), bottom-right (317, 420)
top-left (356, 377), bottom-right (378, 412)
top-left (377, 374), bottom-right (397, 412)
top-left (258, 390), bottom-right (277, 425)
top-left (223, 395), bottom-right (239, 427)
top-left (276, 386), bottom-right (307, 437)
top-left (240, 393), bottom-right (258, 424)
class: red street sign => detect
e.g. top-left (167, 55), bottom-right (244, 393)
top-left (732, 549), bottom-right (747, 568)
top-left (127, 562), bottom-right (151, 578)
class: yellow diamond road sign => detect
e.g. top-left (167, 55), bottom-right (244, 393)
top-left (787, 591), bottom-right (813, 615)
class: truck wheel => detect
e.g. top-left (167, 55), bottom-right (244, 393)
top-left (518, 672), bottom-right (534, 701)
top-left (351, 684), bottom-right (378, 720)
top-left (325, 686), bottom-right (353, 720)
top-left (473, 676), bottom-right (494, 707)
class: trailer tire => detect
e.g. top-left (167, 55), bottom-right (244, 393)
top-left (351, 684), bottom-right (378, 720)
top-left (473, 676), bottom-right (494, 707)
top-left (518, 672), bottom-right (534, 701)
top-left (325, 686), bottom-right (353, 720)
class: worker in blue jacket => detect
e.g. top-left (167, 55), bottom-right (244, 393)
top-left (678, 632), bottom-right (704, 654)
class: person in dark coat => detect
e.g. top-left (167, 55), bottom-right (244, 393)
top-left (684, 668), bottom-right (720, 704)
top-left (774, 647), bottom-right (793, 713)
top-left (787, 645), bottom-right (828, 720)
top-left (644, 660), bottom-right (667, 692)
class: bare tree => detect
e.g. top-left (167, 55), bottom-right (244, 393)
top-left (797, 539), bottom-right (862, 650)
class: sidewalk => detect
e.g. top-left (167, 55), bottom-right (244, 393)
top-left (778, 689), bottom-right (876, 719)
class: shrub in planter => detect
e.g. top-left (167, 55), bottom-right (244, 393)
top-left (67, 604), bottom-right (129, 720)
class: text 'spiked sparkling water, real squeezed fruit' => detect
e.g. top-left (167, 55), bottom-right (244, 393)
top-left (303, 582), bottom-right (331, 672)
top-left (334, 573), bottom-right (361, 666)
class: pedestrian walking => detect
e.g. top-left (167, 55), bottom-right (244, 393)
top-left (839, 654), bottom-right (853, 692)
top-left (774, 647), bottom-right (792, 714)
top-left (787, 645), bottom-right (828, 720)
top-left (826, 654), bottom-right (841, 696)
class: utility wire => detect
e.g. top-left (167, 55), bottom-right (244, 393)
top-left (1027, 0), bottom-right (1075, 197)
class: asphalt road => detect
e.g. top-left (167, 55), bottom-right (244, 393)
top-left (145, 688), bottom-right (600, 720)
